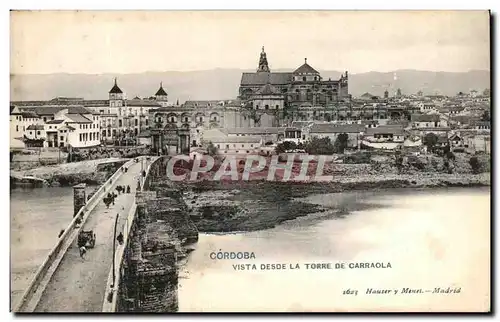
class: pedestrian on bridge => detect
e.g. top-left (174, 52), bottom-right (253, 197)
top-left (79, 246), bottom-right (87, 259)
top-left (126, 185), bottom-right (131, 194)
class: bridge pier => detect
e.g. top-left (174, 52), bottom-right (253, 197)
top-left (73, 183), bottom-right (87, 217)
top-left (109, 156), bottom-right (199, 312)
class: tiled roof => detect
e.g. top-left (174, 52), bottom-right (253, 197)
top-left (83, 100), bottom-right (109, 107)
top-left (414, 127), bottom-right (451, 131)
top-left (21, 112), bottom-right (39, 118)
top-left (183, 100), bottom-right (224, 108)
top-left (109, 83), bottom-right (123, 94)
top-left (66, 114), bottom-right (93, 123)
top-left (365, 125), bottom-right (405, 136)
top-left (126, 99), bottom-right (161, 107)
top-left (210, 136), bottom-right (262, 144)
top-left (310, 124), bottom-right (365, 134)
top-left (293, 62), bottom-right (319, 75)
top-left (226, 127), bottom-right (279, 135)
top-left (26, 125), bottom-right (45, 130)
top-left (46, 119), bottom-right (64, 124)
top-left (255, 83), bottom-right (281, 95)
top-left (33, 105), bottom-right (91, 116)
top-left (240, 72), bottom-right (293, 85)
top-left (59, 125), bottom-right (76, 131)
top-left (411, 114), bottom-right (440, 122)
top-left (155, 85), bottom-right (168, 96)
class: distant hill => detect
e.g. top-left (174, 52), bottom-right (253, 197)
top-left (10, 69), bottom-right (490, 103)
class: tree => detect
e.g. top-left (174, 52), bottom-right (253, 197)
top-left (423, 133), bottom-right (438, 152)
top-left (333, 133), bottom-right (349, 154)
top-left (275, 141), bottom-right (298, 154)
top-left (481, 110), bottom-right (490, 122)
top-left (469, 156), bottom-right (481, 174)
top-left (394, 150), bottom-right (404, 173)
top-left (206, 141), bottom-right (218, 156)
top-left (304, 137), bottom-right (335, 155)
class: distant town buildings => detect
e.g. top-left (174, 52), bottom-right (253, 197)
top-left (9, 47), bottom-right (491, 156)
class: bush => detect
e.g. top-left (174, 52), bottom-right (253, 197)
top-left (304, 137), bottom-right (335, 155)
top-left (344, 152), bottom-right (372, 164)
top-left (469, 156), bottom-right (481, 174)
top-left (275, 141), bottom-right (298, 154)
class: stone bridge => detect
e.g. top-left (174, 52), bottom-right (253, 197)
top-left (13, 155), bottom-right (198, 313)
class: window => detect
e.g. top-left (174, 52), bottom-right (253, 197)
top-left (250, 144), bottom-right (253, 148)
top-left (226, 144), bottom-right (229, 149)
top-left (217, 144), bottom-right (220, 149)
top-left (242, 144), bottom-right (245, 148)
top-left (185, 117), bottom-right (188, 122)
top-left (60, 136), bottom-right (64, 141)
top-left (135, 119), bottom-right (138, 126)
top-left (196, 130), bottom-right (199, 133)
top-left (29, 131), bottom-right (32, 135)
top-left (16, 125), bottom-right (18, 132)
top-left (265, 105), bottom-right (269, 110)
top-left (233, 144), bottom-right (236, 148)
top-left (37, 131), bottom-right (40, 135)
top-left (236, 150), bottom-right (239, 153)
top-left (276, 105), bottom-right (279, 109)
top-left (303, 76), bottom-right (307, 82)
top-left (246, 150), bottom-right (250, 153)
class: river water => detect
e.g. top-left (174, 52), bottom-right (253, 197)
top-left (178, 188), bottom-right (490, 312)
top-left (10, 186), bottom-right (491, 312)
top-left (10, 185), bottom-right (96, 305)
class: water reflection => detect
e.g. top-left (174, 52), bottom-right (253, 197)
top-left (179, 188), bottom-right (490, 312)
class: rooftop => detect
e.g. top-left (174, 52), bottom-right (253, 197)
top-left (293, 59), bottom-right (320, 75)
top-left (310, 124), bottom-right (365, 134)
top-left (411, 114), bottom-right (440, 122)
top-left (225, 127), bottom-right (280, 135)
top-left (109, 78), bottom-right (123, 94)
top-left (241, 72), bottom-right (293, 86)
top-left (65, 114), bottom-right (93, 123)
top-left (365, 125), bottom-right (405, 136)
top-left (46, 119), bottom-right (65, 124)
top-left (210, 136), bottom-right (263, 144)
top-left (26, 125), bottom-right (45, 131)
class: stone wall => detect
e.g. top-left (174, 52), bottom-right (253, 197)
top-left (116, 156), bottom-right (198, 312)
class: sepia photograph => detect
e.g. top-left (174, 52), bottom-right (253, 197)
top-left (9, 10), bottom-right (491, 313)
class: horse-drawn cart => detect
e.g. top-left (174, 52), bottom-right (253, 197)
top-left (77, 230), bottom-right (96, 248)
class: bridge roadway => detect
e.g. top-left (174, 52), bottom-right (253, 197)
top-left (34, 160), bottom-right (146, 312)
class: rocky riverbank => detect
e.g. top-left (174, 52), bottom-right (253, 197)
top-left (10, 158), bottom-right (129, 187)
top-left (179, 172), bottom-right (490, 233)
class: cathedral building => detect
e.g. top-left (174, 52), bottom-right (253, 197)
top-left (238, 47), bottom-right (350, 108)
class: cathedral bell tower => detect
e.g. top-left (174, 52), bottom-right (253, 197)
top-left (257, 46), bottom-right (270, 73)
top-left (109, 78), bottom-right (124, 108)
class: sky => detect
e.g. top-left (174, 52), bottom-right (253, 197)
top-left (10, 10), bottom-right (490, 74)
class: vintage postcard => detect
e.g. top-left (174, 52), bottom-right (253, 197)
top-left (10, 10), bottom-right (491, 313)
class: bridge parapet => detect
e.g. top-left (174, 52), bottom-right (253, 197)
top-left (13, 157), bottom-right (147, 313)
top-left (102, 155), bottom-right (199, 312)
top-left (102, 156), bottom-right (169, 312)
